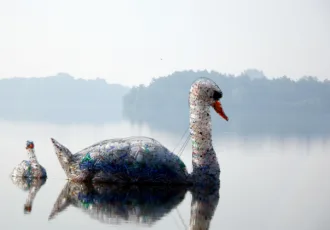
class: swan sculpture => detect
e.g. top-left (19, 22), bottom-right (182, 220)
top-left (51, 77), bottom-right (228, 185)
top-left (11, 141), bottom-right (47, 178)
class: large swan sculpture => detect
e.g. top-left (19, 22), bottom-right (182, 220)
top-left (51, 77), bottom-right (228, 185)
top-left (12, 141), bottom-right (47, 179)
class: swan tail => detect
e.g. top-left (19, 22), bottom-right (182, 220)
top-left (50, 138), bottom-right (73, 176)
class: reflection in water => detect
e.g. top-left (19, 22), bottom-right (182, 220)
top-left (189, 185), bottom-right (220, 230)
top-left (49, 182), bottom-right (220, 229)
top-left (11, 176), bottom-right (47, 214)
top-left (49, 182), bottom-right (188, 226)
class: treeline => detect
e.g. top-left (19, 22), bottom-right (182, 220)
top-left (1, 70), bottom-right (329, 134)
top-left (0, 73), bottom-right (130, 123)
top-left (122, 70), bottom-right (330, 135)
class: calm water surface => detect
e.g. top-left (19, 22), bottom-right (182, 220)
top-left (0, 120), bottom-right (329, 230)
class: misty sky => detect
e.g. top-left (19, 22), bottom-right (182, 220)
top-left (0, 0), bottom-right (329, 86)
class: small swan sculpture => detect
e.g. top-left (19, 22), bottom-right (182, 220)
top-left (51, 77), bottom-right (228, 185)
top-left (12, 141), bottom-right (47, 179)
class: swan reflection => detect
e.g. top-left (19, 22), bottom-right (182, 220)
top-left (49, 182), bottom-right (220, 229)
top-left (189, 185), bottom-right (220, 230)
top-left (11, 176), bottom-right (47, 214)
top-left (49, 182), bottom-right (188, 226)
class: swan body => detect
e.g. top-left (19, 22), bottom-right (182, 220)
top-left (51, 77), bottom-right (228, 185)
top-left (12, 141), bottom-right (47, 179)
top-left (51, 137), bottom-right (189, 183)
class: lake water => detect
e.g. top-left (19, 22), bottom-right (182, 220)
top-left (1, 119), bottom-right (329, 230)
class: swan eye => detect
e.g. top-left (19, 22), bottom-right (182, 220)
top-left (212, 91), bottom-right (222, 100)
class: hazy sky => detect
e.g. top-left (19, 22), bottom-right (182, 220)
top-left (0, 0), bottom-right (329, 86)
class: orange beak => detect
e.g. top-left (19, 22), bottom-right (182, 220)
top-left (212, 101), bottom-right (229, 121)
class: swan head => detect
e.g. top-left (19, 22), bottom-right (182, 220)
top-left (190, 77), bottom-right (229, 121)
top-left (26, 141), bottom-right (34, 150)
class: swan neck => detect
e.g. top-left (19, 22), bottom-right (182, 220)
top-left (27, 149), bottom-right (38, 164)
top-left (189, 102), bottom-right (214, 161)
top-left (189, 100), bottom-right (220, 184)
